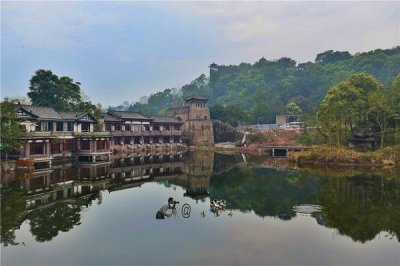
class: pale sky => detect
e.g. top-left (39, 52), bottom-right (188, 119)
top-left (1, 1), bottom-right (399, 106)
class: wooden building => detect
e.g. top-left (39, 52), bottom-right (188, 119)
top-left (15, 105), bottom-right (183, 168)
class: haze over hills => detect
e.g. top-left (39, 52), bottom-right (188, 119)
top-left (114, 47), bottom-right (400, 125)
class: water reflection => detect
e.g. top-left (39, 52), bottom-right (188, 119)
top-left (211, 165), bottom-right (400, 243)
top-left (1, 151), bottom-right (399, 248)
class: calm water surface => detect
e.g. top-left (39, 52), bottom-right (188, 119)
top-left (1, 151), bottom-right (399, 265)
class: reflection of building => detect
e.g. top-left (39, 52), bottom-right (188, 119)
top-left (108, 152), bottom-right (184, 193)
top-left (167, 95), bottom-right (214, 146)
top-left (161, 151), bottom-right (214, 201)
top-left (5, 151), bottom-right (185, 211)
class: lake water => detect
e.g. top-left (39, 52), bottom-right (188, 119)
top-left (1, 151), bottom-right (399, 265)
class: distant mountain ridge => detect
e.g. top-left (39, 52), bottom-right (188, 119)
top-left (123, 47), bottom-right (400, 125)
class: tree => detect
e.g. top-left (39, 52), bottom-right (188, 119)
top-left (390, 74), bottom-right (400, 144)
top-left (315, 50), bottom-right (352, 64)
top-left (0, 191), bottom-right (27, 246)
top-left (0, 98), bottom-right (26, 159)
top-left (93, 104), bottom-right (104, 132)
top-left (285, 101), bottom-right (302, 115)
top-left (29, 204), bottom-right (82, 242)
top-left (368, 90), bottom-right (393, 148)
top-left (181, 74), bottom-right (209, 98)
top-left (391, 74), bottom-right (400, 121)
top-left (27, 69), bottom-right (90, 110)
top-left (318, 81), bottom-right (363, 145)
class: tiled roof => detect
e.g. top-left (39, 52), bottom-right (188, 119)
top-left (103, 113), bottom-right (121, 122)
top-left (58, 111), bottom-right (86, 120)
top-left (184, 94), bottom-right (208, 101)
top-left (20, 105), bottom-right (62, 120)
top-left (149, 115), bottom-right (182, 124)
top-left (167, 106), bottom-right (189, 111)
top-left (58, 111), bottom-right (97, 122)
top-left (107, 111), bottom-right (152, 121)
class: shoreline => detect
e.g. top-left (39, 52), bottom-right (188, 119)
top-left (287, 145), bottom-right (400, 167)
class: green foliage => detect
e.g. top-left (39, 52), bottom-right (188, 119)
top-left (28, 69), bottom-right (92, 110)
top-left (295, 131), bottom-right (318, 146)
top-left (0, 190), bottom-right (26, 246)
top-left (128, 88), bottom-right (181, 115)
top-left (0, 98), bottom-right (26, 156)
top-left (315, 50), bottom-right (352, 64)
top-left (28, 204), bottom-right (82, 242)
top-left (368, 89), bottom-right (393, 148)
top-left (209, 104), bottom-right (249, 126)
top-left (318, 73), bottom-right (383, 145)
top-left (181, 74), bottom-right (209, 98)
top-left (112, 47), bottom-right (400, 126)
top-left (93, 103), bottom-right (104, 132)
top-left (285, 101), bottom-right (302, 115)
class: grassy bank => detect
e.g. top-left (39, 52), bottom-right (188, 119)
top-left (288, 145), bottom-right (400, 166)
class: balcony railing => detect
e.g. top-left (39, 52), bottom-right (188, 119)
top-left (25, 130), bottom-right (181, 139)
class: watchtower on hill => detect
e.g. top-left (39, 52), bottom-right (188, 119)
top-left (209, 62), bottom-right (219, 84)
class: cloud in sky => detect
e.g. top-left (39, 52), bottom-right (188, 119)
top-left (1, 1), bottom-right (399, 106)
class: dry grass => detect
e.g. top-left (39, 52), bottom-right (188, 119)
top-left (288, 145), bottom-right (400, 166)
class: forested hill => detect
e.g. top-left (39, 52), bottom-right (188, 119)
top-left (125, 47), bottom-right (400, 125)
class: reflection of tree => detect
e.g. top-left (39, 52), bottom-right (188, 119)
top-left (28, 204), bottom-right (82, 242)
top-left (209, 167), bottom-right (320, 220)
top-left (318, 174), bottom-right (400, 243)
top-left (0, 190), bottom-right (27, 246)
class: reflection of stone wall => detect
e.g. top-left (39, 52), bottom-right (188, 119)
top-left (183, 151), bottom-right (214, 178)
top-left (167, 152), bottom-right (214, 198)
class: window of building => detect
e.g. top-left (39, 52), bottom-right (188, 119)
top-left (67, 122), bottom-right (74, 131)
top-left (65, 139), bottom-right (75, 151)
top-left (30, 143), bottom-right (45, 155)
top-left (97, 166), bottom-right (106, 176)
top-left (16, 109), bottom-right (27, 116)
top-left (51, 141), bottom-right (61, 153)
top-left (153, 125), bottom-right (160, 131)
top-left (35, 122), bottom-right (41, 131)
top-left (81, 123), bottom-right (90, 132)
top-left (81, 141), bottom-right (90, 150)
top-left (31, 176), bottom-right (45, 190)
top-left (80, 168), bottom-right (91, 178)
top-left (174, 125), bottom-right (181, 131)
top-left (43, 121), bottom-right (53, 131)
top-left (56, 121), bottom-right (64, 131)
top-left (165, 126), bottom-right (170, 131)
top-left (144, 125), bottom-right (150, 131)
top-left (97, 140), bottom-right (107, 150)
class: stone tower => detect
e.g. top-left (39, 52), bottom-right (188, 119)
top-left (167, 94), bottom-right (214, 146)
top-left (209, 62), bottom-right (219, 85)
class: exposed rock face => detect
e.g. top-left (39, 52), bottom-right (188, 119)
top-left (213, 120), bottom-right (244, 144)
top-left (348, 128), bottom-right (378, 150)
